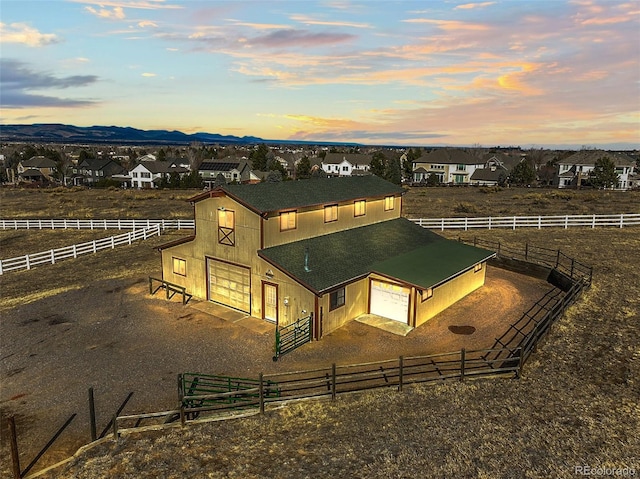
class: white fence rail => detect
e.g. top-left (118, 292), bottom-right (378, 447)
top-left (0, 225), bottom-right (162, 275)
top-left (2, 214), bottom-right (639, 233)
top-left (409, 213), bottom-right (640, 231)
top-left (0, 218), bottom-right (194, 230)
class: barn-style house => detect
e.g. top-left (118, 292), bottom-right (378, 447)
top-left (158, 176), bottom-right (494, 338)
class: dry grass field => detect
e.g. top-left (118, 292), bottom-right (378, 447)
top-left (1, 186), bottom-right (639, 479)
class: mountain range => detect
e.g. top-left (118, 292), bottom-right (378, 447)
top-left (0, 124), bottom-right (264, 145)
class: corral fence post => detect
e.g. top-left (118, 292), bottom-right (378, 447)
top-left (178, 374), bottom-right (186, 427)
top-left (460, 349), bottom-right (466, 381)
top-left (331, 363), bottom-right (337, 400)
top-left (259, 372), bottom-right (265, 415)
top-left (112, 415), bottom-right (118, 439)
top-left (89, 387), bottom-right (97, 441)
top-left (8, 416), bottom-right (21, 479)
top-left (398, 356), bottom-right (404, 392)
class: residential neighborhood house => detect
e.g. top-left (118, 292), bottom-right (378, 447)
top-left (198, 160), bottom-right (247, 187)
top-left (71, 158), bottom-right (128, 186)
top-left (321, 153), bottom-right (372, 177)
top-left (158, 176), bottom-right (494, 339)
top-left (556, 150), bottom-right (636, 190)
top-left (130, 160), bottom-right (189, 189)
top-left (17, 156), bottom-right (57, 183)
top-left (412, 148), bottom-right (484, 185)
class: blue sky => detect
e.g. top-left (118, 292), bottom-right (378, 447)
top-left (1, 0), bottom-right (639, 148)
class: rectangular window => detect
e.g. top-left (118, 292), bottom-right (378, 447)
top-left (218, 209), bottom-right (235, 246)
top-left (474, 263), bottom-right (483, 273)
top-left (354, 200), bottom-right (366, 217)
top-left (324, 204), bottom-right (338, 223)
top-left (384, 196), bottom-right (395, 211)
top-left (280, 211), bottom-right (297, 231)
top-left (457, 164), bottom-right (466, 171)
top-left (132, 172), bottom-right (138, 178)
top-left (342, 166), bottom-right (348, 171)
top-left (329, 288), bottom-right (345, 311)
top-left (421, 288), bottom-right (433, 302)
top-left (141, 172), bottom-right (151, 178)
top-left (172, 257), bottom-right (186, 276)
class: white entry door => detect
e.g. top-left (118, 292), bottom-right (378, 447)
top-left (263, 282), bottom-right (278, 323)
top-left (370, 280), bottom-right (410, 323)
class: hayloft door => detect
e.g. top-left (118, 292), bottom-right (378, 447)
top-left (262, 282), bottom-right (278, 323)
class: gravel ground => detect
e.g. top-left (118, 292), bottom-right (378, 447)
top-left (0, 265), bottom-right (550, 476)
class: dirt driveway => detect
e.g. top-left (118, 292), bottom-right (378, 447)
top-left (0, 265), bottom-right (551, 471)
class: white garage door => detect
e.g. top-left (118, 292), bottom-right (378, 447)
top-left (208, 259), bottom-right (251, 313)
top-left (370, 280), bottom-right (410, 323)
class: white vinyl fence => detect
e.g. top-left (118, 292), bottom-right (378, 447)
top-left (0, 225), bottom-right (162, 275)
top-left (0, 218), bottom-right (194, 230)
top-left (2, 214), bottom-right (639, 232)
top-left (409, 213), bottom-right (640, 231)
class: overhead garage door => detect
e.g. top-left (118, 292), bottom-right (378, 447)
top-left (207, 259), bottom-right (251, 313)
top-left (370, 280), bottom-right (409, 323)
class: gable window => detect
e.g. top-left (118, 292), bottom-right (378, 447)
top-left (342, 166), bottom-right (348, 171)
top-left (324, 204), bottom-right (338, 223)
top-left (384, 196), bottom-right (395, 211)
top-left (354, 200), bottom-right (366, 217)
top-left (280, 211), bottom-right (297, 231)
top-left (172, 257), bottom-right (186, 276)
top-left (457, 164), bottom-right (466, 171)
top-left (329, 288), bottom-right (345, 311)
top-left (218, 209), bottom-right (235, 246)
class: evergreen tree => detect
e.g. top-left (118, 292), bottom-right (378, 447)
top-left (250, 144), bottom-right (270, 170)
top-left (384, 157), bottom-right (402, 185)
top-left (266, 170), bottom-right (283, 182)
top-left (180, 170), bottom-right (204, 189)
top-left (590, 157), bottom-right (619, 189)
top-left (370, 152), bottom-right (386, 177)
top-left (508, 160), bottom-right (536, 186)
top-left (214, 173), bottom-right (227, 188)
top-left (296, 156), bottom-right (312, 179)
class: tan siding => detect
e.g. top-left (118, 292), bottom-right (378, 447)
top-left (263, 195), bottom-right (402, 248)
top-left (320, 279), bottom-right (369, 336)
top-left (415, 264), bottom-right (486, 327)
top-left (252, 258), bottom-right (315, 327)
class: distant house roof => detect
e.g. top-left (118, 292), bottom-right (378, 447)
top-left (189, 175), bottom-right (404, 214)
top-left (21, 156), bottom-right (57, 168)
top-left (136, 161), bottom-right (186, 174)
top-left (420, 148), bottom-right (480, 165)
top-left (199, 161), bottom-right (241, 172)
top-left (20, 168), bottom-right (45, 178)
top-left (78, 158), bottom-right (117, 170)
top-left (259, 218), bottom-right (495, 294)
top-left (470, 167), bottom-right (507, 182)
top-left (323, 153), bottom-right (372, 166)
top-left (559, 150), bottom-right (635, 167)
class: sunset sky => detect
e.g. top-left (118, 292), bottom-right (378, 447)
top-left (1, 0), bottom-right (639, 148)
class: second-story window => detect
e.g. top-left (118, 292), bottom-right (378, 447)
top-left (354, 200), bottom-right (366, 217)
top-left (218, 209), bottom-right (235, 246)
top-left (324, 204), bottom-right (338, 223)
top-left (457, 164), bottom-right (466, 171)
top-left (280, 211), bottom-right (297, 231)
top-left (384, 196), bottom-right (395, 211)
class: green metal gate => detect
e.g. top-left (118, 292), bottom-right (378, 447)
top-left (179, 373), bottom-right (280, 418)
top-left (273, 313), bottom-right (313, 361)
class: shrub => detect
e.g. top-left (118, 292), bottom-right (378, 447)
top-left (453, 202), bottom-right (477, 214)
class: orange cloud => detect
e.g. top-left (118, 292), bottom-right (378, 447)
top-left (454, 2), bottom-right (496, 10)
top-left (290, 14), bottom-right (371, 29)
top-left (402, 19), bottom-right (489, 31)
top-left (85, 6), bottom-right (126, 20)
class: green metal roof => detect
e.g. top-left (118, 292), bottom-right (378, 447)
top-left (219, 176), bottom-right (404, 213)
top-left (258, 218), bottom-right (495, 294)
